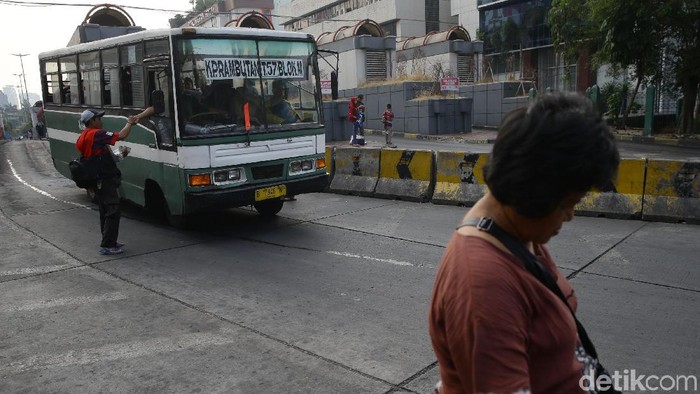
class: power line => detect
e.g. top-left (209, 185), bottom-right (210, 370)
top-left (0, 0), bottom-right (461, 25)
top-left (0, 0), bottom-right (190, 13)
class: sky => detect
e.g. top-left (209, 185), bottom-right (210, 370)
top-left (0, 0), bottom-right (193, 99)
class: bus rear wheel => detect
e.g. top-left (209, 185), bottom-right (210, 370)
top-left (253, 199), bottom-right (284, 216)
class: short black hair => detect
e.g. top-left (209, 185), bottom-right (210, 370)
top-left (386, 103), bottom-right (392, 108)
top-left (358, 94), bottom-right (364, 100)
top-left (483, 92), bottom-right (619, 218)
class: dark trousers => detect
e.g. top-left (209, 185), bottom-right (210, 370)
top-left (97, 177), bottom-right (121, 248)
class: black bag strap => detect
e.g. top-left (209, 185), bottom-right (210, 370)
top-left (458, 217), bottom-right (600, 360)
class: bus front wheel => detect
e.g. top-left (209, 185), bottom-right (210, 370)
top-left (253, 199), bottom-right (284, 216)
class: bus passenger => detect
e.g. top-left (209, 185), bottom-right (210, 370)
top-left (267, 80), bottom-right (301, 124)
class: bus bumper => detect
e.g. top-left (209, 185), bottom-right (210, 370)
top-left (185, 173), bottom-right (329, 213)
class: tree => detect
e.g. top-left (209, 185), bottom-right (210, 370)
top-left (661, 0), bottom-right (700, 134)
top-left (550, 0), bottom-right (664, 129)
top-left (169, 0), bottom-right (218, 28)
top-left (550, 0), bottom-right (700, 134)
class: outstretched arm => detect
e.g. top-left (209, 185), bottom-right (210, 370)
top-left (134, 106), bottom-right (156, 122)
top-left (117, 115), bottom-right (139, 141)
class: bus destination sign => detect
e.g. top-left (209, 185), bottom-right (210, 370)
top-left (205, 57), bottom-right (306, 80)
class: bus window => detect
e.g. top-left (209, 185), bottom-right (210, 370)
top-left (59, 56), bottom-right (80, 104)
top-left (102, 48), bottom-right (120, 106)
top-left (120, 44), bottom-right (144, 107)
top-left (174, 37), bottom-right (320, 137)
top-left (147, 67), bottom-right (175, 148)
top-left (79, 51), bottom-right (100, 106)
top-left (42, 60), bottom-right (60, 104)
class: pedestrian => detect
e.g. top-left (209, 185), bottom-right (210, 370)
top-left (381, 103), bottom-right (396, 148)
top-left (352, 104), bottom-right (366, 146)
top-left (75, 108), bottom-right (147, 255)
top-left (428, 92), bottom-right (620, 393)
top-left (348, 94), bottom-right (364, 145)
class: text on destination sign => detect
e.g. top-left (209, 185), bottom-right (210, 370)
top-left (205, 58), bottom-right (306, 80)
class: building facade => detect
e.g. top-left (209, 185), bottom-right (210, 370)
top-left (279, 0), bottom-right (457, 41)
top-left (184, 0), bottom-right (275, 28)
top-left (450, 0), bottom-right (595, 92)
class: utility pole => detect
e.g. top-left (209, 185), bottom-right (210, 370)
top-left (11, 53), bottom-right (31, 109)
top-left (13, 73), bottom-right (26, 107)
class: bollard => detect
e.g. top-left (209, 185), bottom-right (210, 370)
top-left (644, 85), bottom-right (655, 137)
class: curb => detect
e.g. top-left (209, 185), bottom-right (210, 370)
top-left (365, 129), bottom-right (497, 144)
top-left (364, 129), bottom-right (700, 148)
top-left (613, 134), bottom-right (700, 148)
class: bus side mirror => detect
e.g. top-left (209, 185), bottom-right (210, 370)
top-left (151, 90), bottom-right (165, 114)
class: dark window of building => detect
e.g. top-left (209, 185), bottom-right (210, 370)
top-left (426, 0), bottom-right (440, 33)
top-left (381, 21), bottom-right (397, 37)
top-left (479, 0), bottom-right (552, 54)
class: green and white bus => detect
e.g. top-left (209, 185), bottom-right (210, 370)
top-left (39, 27), bottom-right (328, 222)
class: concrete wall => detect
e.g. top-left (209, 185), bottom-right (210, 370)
top-left (323, 81), bottom-right (531, 141)
top-left (324, 81), bottom-right (473, 141)
top-left (458, 81), bottom-right (530, 127)
top-left (397, 52), bottom-right (454, 78)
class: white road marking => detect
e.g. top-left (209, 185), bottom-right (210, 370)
top-left (7, 159), bottom-right (90, 209)
top-left (5, 329), bottom-right (238, 374)
top-left (327, 250), bottom-right (413, 266)
top-left (0, 292), bottom-right (127, 313)
top-left (0, 264), bottom-right (78, 277)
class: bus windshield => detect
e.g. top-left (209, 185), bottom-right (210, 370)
top-left (175, 37), bottom-right (320, 138)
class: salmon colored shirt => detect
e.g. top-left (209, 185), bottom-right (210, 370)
top-left (429, 233), bottom-right (593, 394)
top-left (76, 128), bottom-right (119, 158)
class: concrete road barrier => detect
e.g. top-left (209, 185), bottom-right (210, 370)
top-left (374, 149), bottom-right (434, 202)
top-left (431, 151), bottom-right (489, 206)
top-left (328, 147), bottom-right (381, 196)
top-left (642, 160), bottom-right (700, 223)
top-left (576, 159), bottom-right (646, 219)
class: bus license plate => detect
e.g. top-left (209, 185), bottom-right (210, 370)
top-left (255, 185), bottom-right (286, 201)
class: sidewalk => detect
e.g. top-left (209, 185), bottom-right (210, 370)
top-left (329, 127), bottom-right (700, 148)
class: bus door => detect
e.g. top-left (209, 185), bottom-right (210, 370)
top-left (145, 61), bottom-right (175, 150)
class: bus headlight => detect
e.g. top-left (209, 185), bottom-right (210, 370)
top-left (290, 159), bottom-right (315, 175)
top-left (316, 157), bottom-right (326, 170)
top-left (213, 168), bottom-right (244, 184)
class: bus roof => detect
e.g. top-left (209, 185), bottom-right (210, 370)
top-left (38, 27), bottom-right (315, 59)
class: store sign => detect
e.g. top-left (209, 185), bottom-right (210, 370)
top-left (321, 80), bottom-right (332, 94)
top-left (440, 77), bottom-right (459, 92)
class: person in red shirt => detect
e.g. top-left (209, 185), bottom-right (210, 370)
top-left (429, 92), bottom-right (620, 393)
top-left (381, 103), bottom-right (396, 148)
top-left (76, 109), bottom-right (139, 255)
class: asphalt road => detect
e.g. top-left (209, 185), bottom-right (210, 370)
top-left (1, 140), bottom-right (699, 393)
